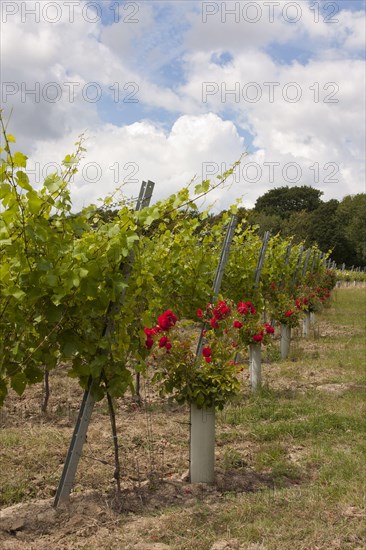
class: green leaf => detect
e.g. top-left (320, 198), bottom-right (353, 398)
top-left (12, 152), bottom-right (28, 168)
top-left (127, 233), bottom-right (139, 247)
top-left (10, 288), bottom-right (26, 300)
top-left (0, 238), bottom-right (12, 246)
top-left (84, 280), bottom-right (99, 299)
top-left (62, 154), bottom-right (77, 167)
top-left (89, 356), bottom-right (106, 378)
top-left (37, 259), bottom-right (52, 272)
top-left (60, 330), bottom-right (81, 358)
top-left (62, 341), bottom-right (78, 358)
top-left (45, 305), bottom-right (63, 323)
top-left (0, 183), bottom-right (11, 199)
top-left (27, 192), bottom-right (44, 215)
top-left (24, 365), bottom-right (44, 384)
top-left (11, 372), bottom-right (27, 396)
top-left (44, 175), bottom-right (62, 194)
top-left (7, 134), bottom-right (16, 143)
top-left (195, 180), bottom-right (210, 195)
top-left (16, 171), bottom-right (32, 191)
top-left (107, 369), bottom-right (132, 397)
top-left (45, 272), bottom-right (58, 286)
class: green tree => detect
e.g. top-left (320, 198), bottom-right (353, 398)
top-left (254, 186), bottom-right (323, 219)
top-left (244, 209), bottom-right (282, 237)
top-left (282, 210), bottom-right (312, 243)
top-left (336, 194), bottom-right (366, 266)
top-left (305, 200), bottom-right (348, 263)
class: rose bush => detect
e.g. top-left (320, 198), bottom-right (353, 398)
top-left (267, 288), bottom-right (304, 328)
top-left (143, 299), bottom-right (275, 409)
top-left (199, 300), bottom-right (275, 347)
top-left (297, 276), bottom-right (333, 313)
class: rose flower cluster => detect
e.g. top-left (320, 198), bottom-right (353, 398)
top-left (144, 310), bottom-right (177, 351)
top-left (198, 299), bottom-right (275, 347)
top-left (142, 299), bottom-right (274, 409)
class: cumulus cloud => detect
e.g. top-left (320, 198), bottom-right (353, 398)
top-left (175, 2), bottom-right (365, 201)
top-left (27, 113), bottom-right (245, 211)
top-left (1, 0), bottom-right (364, 212)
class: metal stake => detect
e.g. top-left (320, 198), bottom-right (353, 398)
top-left (54, 181), bottom-right (155, 507)
top-left (190, 214), bottom-right (237, 483)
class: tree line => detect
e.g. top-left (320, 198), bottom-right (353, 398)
top-left (217, 186), bottom-right (365, 268)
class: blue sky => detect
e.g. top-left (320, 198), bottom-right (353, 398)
top-left (1, 0), bottom-right (365, 209)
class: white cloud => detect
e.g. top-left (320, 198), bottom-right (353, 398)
top-left (176, 48), bottom-right (365, 201)
top-left (184, 1), bottom-right (366, 59)
top-left (1, 0), bottom-right (365, 213)
top-left (27, 114), bottom-right (245, 211)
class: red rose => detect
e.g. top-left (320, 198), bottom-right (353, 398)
top-left (145, 336), bottom-right (154, 349)
top-left (233, 320), bottom-right (243, 329)
top-left (284, 310), bottom-right (294, 317)
top-left (265, 323), bottom-right (275, 334)
top-left (204, 356), bottom-right (212, 363)
top-left (202, 346), bottom-right (212, 357)
top-left (158, 310), bottom-right (177, 331)
top-left (158, 315), bottom-right (170, 331)
top-left (210, 317), bottom-right (219, 329)
top-left (197, 308), bottom-right (203, 318)
top-left (237, 302), bottom-right (249, 315)
top-left (252, 333), bottom-right (263, 343)
top-left (159, 336), bottom-right (169, 348)
top-left (165, 341), bottom-right (172, 351)
top-left (214, 300), bottom-right (231, 320)
top-left (243, 301), bottom-right (256, 315)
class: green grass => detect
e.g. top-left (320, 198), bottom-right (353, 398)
top-left (153, 288), bottom-right (366, 549)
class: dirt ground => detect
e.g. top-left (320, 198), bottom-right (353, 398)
top-left (0, 361), bottom-right (286, 549)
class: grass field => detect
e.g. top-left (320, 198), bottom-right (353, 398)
top-left (0, 287), bottom-right (365, 549)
